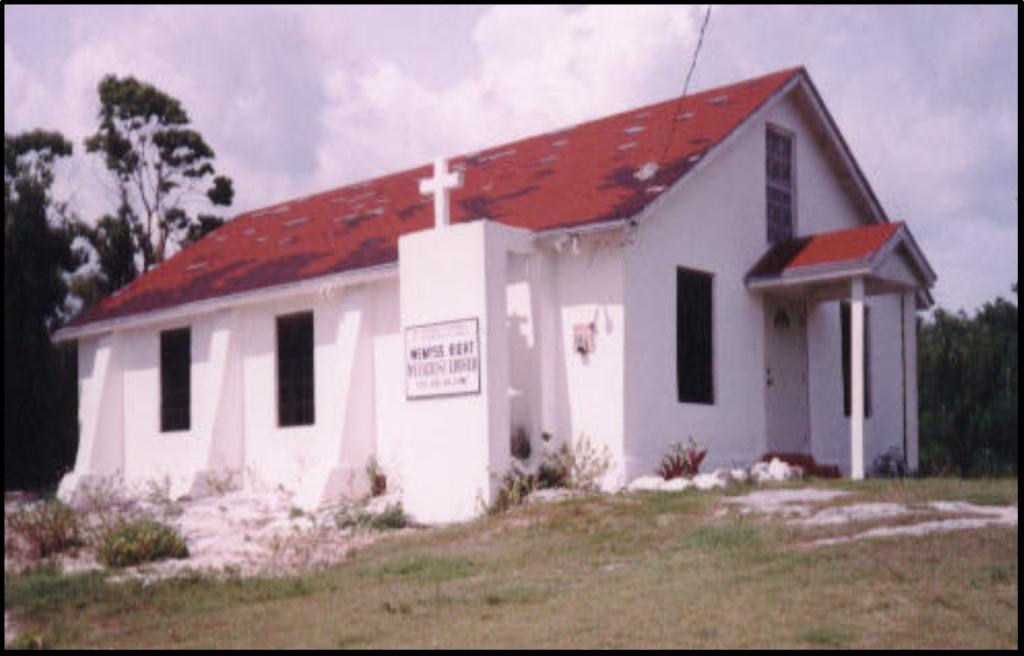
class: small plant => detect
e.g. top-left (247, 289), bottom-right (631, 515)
top-left (510, 426), bottom-right (532, 461)
top-left (489, 465), bottom-right (538, 514)
top-left (5, 499), bottom-right (84, 560)
top-left (74, 475), bottom-right (137, 527)
top-left (539, 434), bottom-right (611, 492)
top-left (334, 502), bottom-right (407, 531)
top-left (97, 518), bottom-right (189, 568)
top-left (872, 447), bottom-right (907, 478)
top-left (143, 476), bottom-right (186, 520)
top-left (657, 437), bottom-right (707, 480)
top-left (536, 458), bottom-right (569, 490)
top-left (366, 503), bottom-right (408, 530)
top-left (365, 456), bottom-right (387, 497)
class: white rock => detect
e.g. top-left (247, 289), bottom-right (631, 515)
top-left (627, 476), bottom-right (667, 492)
top-left (750, 458), bottom-right (803, 484)
top-left (749, 461), bottom-right (770, 483)
top-left (729, 468), bottom-right (750, 483)
top-left (662, 477), bottom-right (692, 492)
top-left (692, 472), bottom-right (726, 491)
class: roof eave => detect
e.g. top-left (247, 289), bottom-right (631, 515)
top-left (52, 262), bottom-right (399, 343)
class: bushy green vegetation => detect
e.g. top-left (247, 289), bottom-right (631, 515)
top-left (490, 434), bottom-right (612, 514)
top-left (333, 502), bottom-right (408, 531)
top-left (96, 518), bottom-right (189, 568)
top-left (918, 286), bottom-right (1018, 476)
top-left (5, 498), bottom-right (83, 560)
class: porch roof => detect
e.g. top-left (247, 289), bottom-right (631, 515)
top-left (745, 222), bottom-right (937, 308)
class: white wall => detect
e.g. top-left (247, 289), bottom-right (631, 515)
top-left (551, 234), bottom-right (626, 487)
top-left (58, 334), bottom-right (125, 501)
top-left (61, 274), bottom-right (401, 508)
top-left (623, 101), bottom-right (770, 478)
top-left (240, 278), bottom-right (397, 506)
top-left (902, 291), bottom-right (919, 472)
top-left (120, 309), bottom-right (244, 497)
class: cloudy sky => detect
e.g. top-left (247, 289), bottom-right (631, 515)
top-left (5, 5), bottom-right (1018, 312)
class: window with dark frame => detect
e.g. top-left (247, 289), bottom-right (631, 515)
top-left (160, 327), bottom-right (191, 432)
top-left (766, 126), bottom-right (794, 245)
top-left (840, 302), bottom-right (872, 417)
top-left (676, 267), bottom-right (714, 404)
top-left (277, 311), bottom-right (315, 427)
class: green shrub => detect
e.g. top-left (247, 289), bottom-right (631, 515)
top-left (334, 502), bottom-right (407, 531)
top-left (917, 294), bottom-right (1018, 477)
top-left (487, 434), bottom-right (613, 514)
top-left (489, 466), bottom-right (538, 514)
top-left (96, 518), bottom-right (189, 568)
top-left (366, 503), bottom-right (407, 530)
top-left (6, 499), bottom-right (84, 560)
top-left (541, 434), bottom-right (611, 492)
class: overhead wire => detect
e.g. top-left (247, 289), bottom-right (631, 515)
top-left (656, 5), bottom-right (714, 170)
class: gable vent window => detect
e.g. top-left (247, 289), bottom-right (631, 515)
top-left (840, 302), bottom-right (872, 418)
top-left (766, 126), bottom-right (794, 245)
top-left (677, 267), bottom-right (714, 404)
top-left (160, 327), bottom-right (191, 432)
top-left (277, 311), bottom-right (315, 427)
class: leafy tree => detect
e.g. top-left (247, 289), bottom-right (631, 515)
top-left (4, 130), bottom-right (82, 489)
top-left (70, 204), bottom-right (144, 305)
top-left (84, 74), bottom-right (233, 275)
top-left (918, 284), bottom-right (1018, 477)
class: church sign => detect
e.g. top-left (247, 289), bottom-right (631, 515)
top-left (405, 318), bottom-right (481, 399)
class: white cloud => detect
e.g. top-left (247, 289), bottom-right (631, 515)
top-left (312, 5), bottom-right (705, 188)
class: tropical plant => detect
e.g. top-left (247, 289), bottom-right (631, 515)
top-left (657, 437), bottom-right (707, 480)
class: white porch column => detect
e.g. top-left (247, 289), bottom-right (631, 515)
top-left (850, 276), bottom-right (865, 480)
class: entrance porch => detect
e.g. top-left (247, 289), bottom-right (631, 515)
top-left (747, 222), bottom-right (937, 478)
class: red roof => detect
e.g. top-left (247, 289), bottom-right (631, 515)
top-left (70, 67), bottom-right (803, 329)
top-left (747, 222), bottom-right (902, 279)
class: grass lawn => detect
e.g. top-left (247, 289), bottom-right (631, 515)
top-left (5, 477), bottom-right (1017, 649)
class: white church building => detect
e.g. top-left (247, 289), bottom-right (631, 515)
top-left (54, 67), bottom-right (936, 522)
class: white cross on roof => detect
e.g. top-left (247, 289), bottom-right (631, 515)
top-left (418, 156), bottom-right (463, 230)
